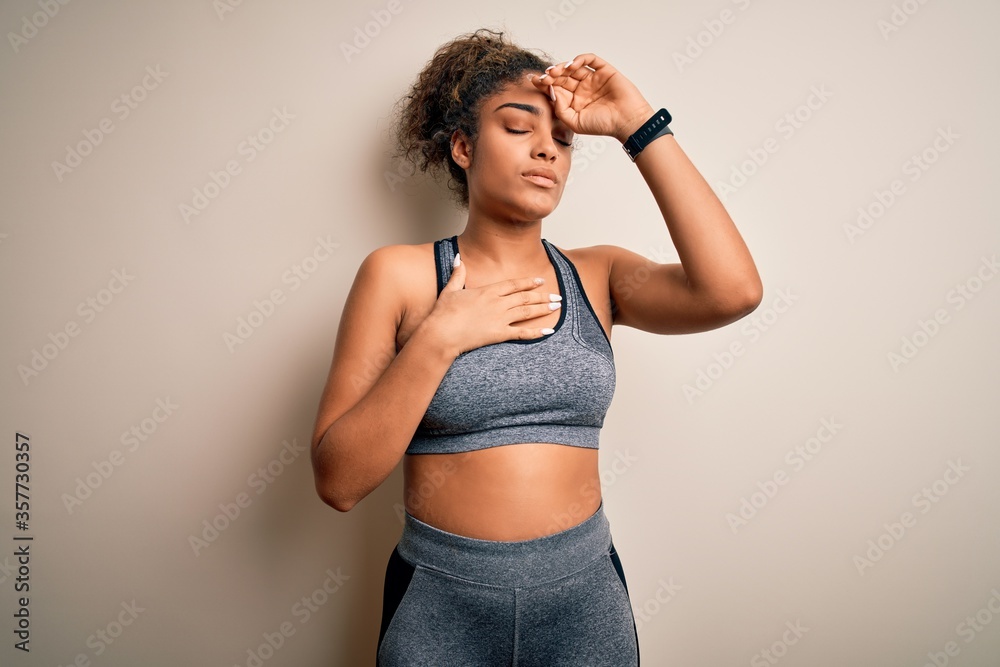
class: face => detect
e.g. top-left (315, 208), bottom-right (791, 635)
top-left (453, 75), bottom-right (574, 222)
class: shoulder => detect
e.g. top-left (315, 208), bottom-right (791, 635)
top-left (358, 242), bottom-right (435, 279)
top-left (348, 241), bottom-right (438, 311)
top-left (547, 242), bottom-right (627, 275)
top-left (546, 241), bottom-right (664, 301)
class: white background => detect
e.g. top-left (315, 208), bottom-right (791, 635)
top-left (2, 0), bottom-right (998, 665)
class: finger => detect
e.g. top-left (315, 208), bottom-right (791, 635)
top-left (563, 53), bottom-right (610, 77)
top-left (504, 288), bottom-right (562, 306)
top-left (440, 253), bottom-right (466, 292)
top-left (527, 71), bottom-right (560, 103)
top-left (492, 275), bottom-right (547, 296)
top-left (553, 54), bottom-right (612, 92)
top-left (507, 300), bottom-right (562, 322)
top-left (509, 323), bottom-right (557, 340)
top-left (540, 61), bottom-right (587, 104)
top-left (542, 54), bottom-right (591, 78)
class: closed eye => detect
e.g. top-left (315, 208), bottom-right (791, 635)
top-left (506, 128), bottom-right (574, 148)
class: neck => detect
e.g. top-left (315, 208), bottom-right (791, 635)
top-left (459, 206), bottom-right (548, 270)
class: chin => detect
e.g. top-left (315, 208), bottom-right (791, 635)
top-left (525, 191), bottom-right (564, 218)
top-left (520, 203), bottom-right (559, 223)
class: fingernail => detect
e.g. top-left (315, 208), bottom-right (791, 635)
top-left (549, 302), bottom-right (561, 310)
top-left (453, 252), bottom-right (461, 268)
top-left (549, 294), bottom-right (562, 301)
top-left (541, 327), bottom-right (556, 335)
top-left (549, 85), bottom-right (555, 102)
top-left (545, 64), bottom-right (556, 72)
top-left (538, 73), bottom-right (548, 81)
top-left (564, 59), bottom-right (574, 68)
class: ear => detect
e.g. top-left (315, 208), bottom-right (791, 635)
top-left (450, 129), bottom-right (472, 169)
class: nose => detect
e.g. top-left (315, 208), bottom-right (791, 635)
top-left (533, 134), bottom-right (559, 161)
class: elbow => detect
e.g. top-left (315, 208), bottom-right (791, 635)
top-left (737, 279), bottom-right (764, 315)
top-left (311, 432), bottom-right (362, 513)
top-left (324, 494), bottom-right (359, 513)
top-left (314, 474), bottom-right (361, 513)
top-left (705, 280), bottom-right (763, 327)
top-left (727, 272), bottom-right (764, 317)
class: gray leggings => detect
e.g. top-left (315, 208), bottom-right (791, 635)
top-left (376, 501), bottom-right (640, 666)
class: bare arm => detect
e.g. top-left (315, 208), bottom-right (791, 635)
top-left (528, 55), bottom-right (763, 335)
top-left (310, 246), bottom-right (451, 511)
top-left (311, 245), bottom-right (561, 511)
top-left (608, 118), bottom-right (764, 334)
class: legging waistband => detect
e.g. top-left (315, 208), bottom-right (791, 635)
top-left (397, 501), bottom-right (612, 588)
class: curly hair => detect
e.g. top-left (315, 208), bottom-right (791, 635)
top-left (389, 28), bottom-right (556, 209)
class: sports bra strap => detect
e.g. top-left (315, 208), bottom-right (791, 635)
top-left (433, 236), bottom-right (459, 296)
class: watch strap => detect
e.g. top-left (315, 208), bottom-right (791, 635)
top-left (622, 108), bottom-right (673, 162)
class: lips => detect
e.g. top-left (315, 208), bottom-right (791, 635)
top-left (523, 168), bottom-right (558, 188)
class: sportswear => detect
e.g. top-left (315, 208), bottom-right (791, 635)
top-left (406, 236), bottom-right (616, 455)
top-left (376, 500), bottom-right (640, 666)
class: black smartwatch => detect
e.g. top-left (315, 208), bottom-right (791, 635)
top-left (621, 108), bottom-right (673, 162)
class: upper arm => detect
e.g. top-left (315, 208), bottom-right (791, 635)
top-left (310, 244), bottom-right (411, 452)
top-left (605, 244), bottom-right (760, 335)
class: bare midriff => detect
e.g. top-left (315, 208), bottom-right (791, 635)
top-left (403, 443), bottom-right (602, 541)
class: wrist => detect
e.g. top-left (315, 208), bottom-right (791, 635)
top-left (411, 315), bottom-right (460, 366)
top-left (619, 106), bottom-right (673, 162)
top-left (614, 104), bottom-right (656, 144)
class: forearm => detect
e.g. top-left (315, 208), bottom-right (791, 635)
top-left (621, 113), bottom-right (762, 304)
top-left (313, 321), bottom-right (455, 511)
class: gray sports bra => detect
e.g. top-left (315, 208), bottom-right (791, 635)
top-left (406, 235), bottom-right (616, 455)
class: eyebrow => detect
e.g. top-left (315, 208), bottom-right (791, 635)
top-left (494, 102), bottom-right (541, 116)
top-left (493, 101), bottom-right (572, 133)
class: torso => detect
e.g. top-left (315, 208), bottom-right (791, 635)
top-left (396, 240), bottom-right (614, 541)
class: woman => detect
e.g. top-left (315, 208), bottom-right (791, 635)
top-left (311, 28), bottom-right (762, 666)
